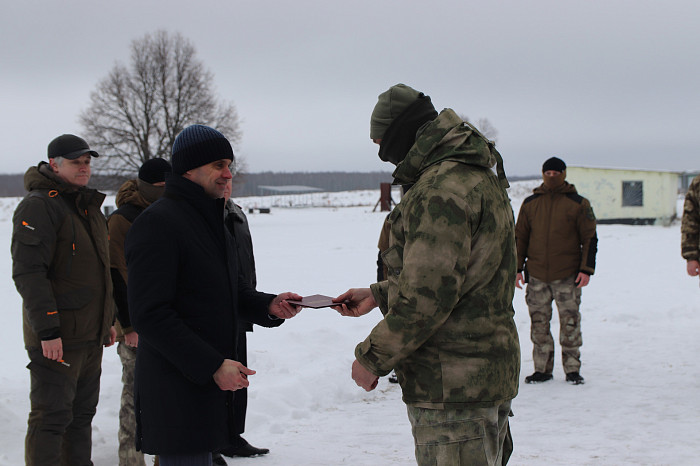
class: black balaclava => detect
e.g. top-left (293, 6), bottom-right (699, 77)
top-left (377, 95), bottom-right (438, 166)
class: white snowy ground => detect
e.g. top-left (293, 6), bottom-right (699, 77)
top-left (0, 181), bottom-right (699, 465)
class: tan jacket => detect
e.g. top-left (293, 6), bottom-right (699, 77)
top-left (515, 181), bottom-right (597, 282)
top-left (107, 179), bottom-right (152, 338)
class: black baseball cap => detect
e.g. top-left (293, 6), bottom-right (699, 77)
top-left (48, 134), bottom-right (100, 160)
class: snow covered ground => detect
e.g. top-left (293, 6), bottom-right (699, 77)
top-left (1, 181), bottom-right (699, 465)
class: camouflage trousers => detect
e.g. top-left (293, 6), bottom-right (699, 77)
top-left (407, 401), bottom-right (513, 466)
top-left (118, 343), bottom-right (146, 466)
top-left (525, 275), bottom-right (582, 374)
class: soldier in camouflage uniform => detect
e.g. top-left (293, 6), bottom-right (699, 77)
top-left (335, 84), bottom-right (520, 466)
top-left (681, 175), bottom-right (700, 278)
top-left (515, 157), bottom-right (597, 386)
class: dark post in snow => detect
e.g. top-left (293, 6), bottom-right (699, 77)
top-left (373, 182), bottom-right (395, 212)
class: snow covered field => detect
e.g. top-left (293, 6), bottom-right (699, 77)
top-left (1, 181), bottom-right (699, 465)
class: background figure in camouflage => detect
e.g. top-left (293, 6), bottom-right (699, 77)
top-left (681, 175), bottom-right (700, 278)
top-left (108, 158), bottom-right (172, 466)
top-left (515, 157), bottom-right (597, 385)
top-left (334, 84), bottom-right (520, 466)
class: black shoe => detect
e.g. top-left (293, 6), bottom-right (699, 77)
top-left (212, 452), bottom-right (228, 465)
top-left (388, 371), bottom-right (399, 384)
top-left (524, 371), bottom-right (553, 384)
top-left (220, 438), bottom-right (270, 458)
top-left (566, 372), bottom-right (585, 385)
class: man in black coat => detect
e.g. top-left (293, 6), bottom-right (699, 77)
top-left (125, 124), bottom-right (302, 466)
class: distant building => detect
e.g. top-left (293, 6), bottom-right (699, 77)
top-left (567, 166), bottom-right (679, 226)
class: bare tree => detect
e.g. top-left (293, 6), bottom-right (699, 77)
top-left (80, 30), bottom-right (240, 179)
top-left (458, 114), bottom-right (499, 143)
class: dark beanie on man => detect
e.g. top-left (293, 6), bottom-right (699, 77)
top-left (138, 157), bottom-right (172, 184)
top-left (171, 125), bottom-right (234, 175)
top-left (542, 157), bottom-right (566, 173)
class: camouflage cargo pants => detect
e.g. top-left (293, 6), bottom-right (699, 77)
top-left (118, 343), bottom-right (146, 466)
top-left (407, 401), bottom-right (513, 466)
top-left (525, 275), bottom-right (582, 374)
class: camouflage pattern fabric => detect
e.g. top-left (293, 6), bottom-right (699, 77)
top-left (681, 175), bottom-right (700, 261)
top-left (117, 343), bottom-right (146, 466)
top-left (358, 109), bottom-right (520, 408)
top-left (408, 401), bottom-right (512, 466)
top-left (525, 275), bottom-right (582, 374)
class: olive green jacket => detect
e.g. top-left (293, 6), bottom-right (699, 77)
top-left (11, 163), bottom-right (114, 350)
top-left (357, 109), bottom-right (520, 408)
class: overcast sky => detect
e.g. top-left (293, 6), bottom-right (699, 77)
top-left (2, 0), bottom-right (698, 177)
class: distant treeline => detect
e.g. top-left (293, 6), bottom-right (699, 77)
top-left (1, 171), bottom-right (538, 198)
top-left (0, 171), bottom-right (396, 197)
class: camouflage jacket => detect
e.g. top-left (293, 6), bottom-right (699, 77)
top-left (356, 109), bottom-right (520, 408)
top-left (682, 175), bottom-right (700, 261)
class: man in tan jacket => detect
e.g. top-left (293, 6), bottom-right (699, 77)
top-left (515, 157), bottom-right (597, 385)
top-left (108, 157), bottom-right (172, 466)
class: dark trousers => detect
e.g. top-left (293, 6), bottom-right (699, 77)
top-left (232, 331), bottom-right (248, 443)
top-left (25, 345), bottom-right (103, 466)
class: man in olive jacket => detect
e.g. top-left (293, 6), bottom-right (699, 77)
top-left (515, 157), bottom-right (598, 385)
top-left (335, 84), bottom-right (520, 466)
top-left (11, 134), bottom-right (116, 466)
top-left (125, 125), bottom-right (301, 465)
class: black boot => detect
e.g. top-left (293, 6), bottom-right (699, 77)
top-left (524, 371), bottom-right (553, 384)
top-left (565, 372), bottom-right (585, 385)
top-left (212, 452), bottom-right (228, 465)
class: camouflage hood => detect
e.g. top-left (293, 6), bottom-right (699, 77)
top-left (391, 109), bottom-right (508, 188)
top-left (115, 179), bottom-right (150, 209)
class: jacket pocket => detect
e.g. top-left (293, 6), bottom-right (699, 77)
top-left (55, 286), bottom-right (94, 311)
top-left (381, 245), bottom-right (403, 277)
top-left (55, 286), bottom-right (97, 341)
top-left (26, 360), bottom-right (73, 409)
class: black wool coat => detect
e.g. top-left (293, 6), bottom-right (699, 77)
top-left (125, 175), bottom-right (276, 455)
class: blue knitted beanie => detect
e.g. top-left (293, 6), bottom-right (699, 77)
top-left (171, 125), bottom-right (234, 175)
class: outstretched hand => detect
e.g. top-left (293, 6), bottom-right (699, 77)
top-left (515, 272), bottom-right (525, 289)
top-left (332, 288), bottom-right (377, 317)
top-left (269, 292), bottom-right (304, 319)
